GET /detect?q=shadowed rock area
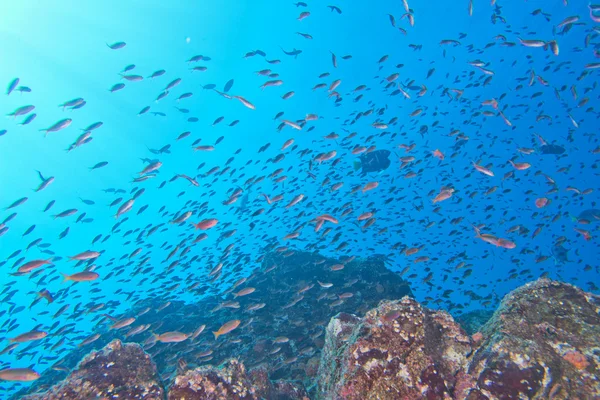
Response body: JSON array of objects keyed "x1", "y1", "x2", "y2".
[
  {"x1": 455, "y1": 309, "x2": 494, "y2": 335},
  {"x1": 318, "y1": 278, "x2": 600, "y2": 399}
]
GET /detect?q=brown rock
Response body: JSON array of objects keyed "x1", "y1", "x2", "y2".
[
  {"x1": 317, "y1": 297, "x2": 473, "y2": 399},
  {"x1": 167, "y1": 359, "x2": 308, "y2": 399},
  {"x1": 22, "y1": 339, "x2": 164, "y2": 400},
  {"x1": 466, "y1": 278, "x2": 600, "y2": 399},
  {"x1": 317, "y1": 279, "x2": 600, "y2": 399}
]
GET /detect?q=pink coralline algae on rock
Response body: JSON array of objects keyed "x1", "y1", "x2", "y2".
[
  {"x1": 317, "y1": 297, "x2": 474, "y2": 399},
  {"x1": 317, "y1": 279, "x2": 600, "y2": 400},
  {"x1": 466, "y1": 278, "x2": 600, "y2": 399},
  {"x1": 167, "y1": 359, "x2": 308, "y2": 399}
]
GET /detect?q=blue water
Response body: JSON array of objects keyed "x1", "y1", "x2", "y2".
[{"x1": 1, "y1": 0, "x2": 599, "y2": 394}]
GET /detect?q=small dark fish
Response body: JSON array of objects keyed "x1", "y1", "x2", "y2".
[
  {"x1": 22, "y1": 225, "x2": 35, "y2": 237},
  {"x1": 82, "y1": 122, "x2": 103, "y2": 132},
  {"x1": 54, "y1": 209, "x2": 77, "y2": 218},
  {"x1": 80, "y1": 198, "x2": 95, "y2": 205},
  {"x1": 110, "y1": 83, "x2": 125, "y2": 92},
  {"x1": 551, "y1": 244, "x2": 571, "y2": 264},
  {"x1": 188, "y1": 117, "x2": 199, "y2": 123},
  {"x1": 16, "y1": 86, "x2": 31, "y2": 93},
  {"x1": 6, "y1": 78, "x2": 19, "y2": 95},
  {"x1": 540, "y1": 144, "x2": 565, "y2": 155},
  {"x1": 2, "y1": 213, "x2": 17, "y2": 225},
  {"x1": 354, "y1": 150, "x2": 391, "y2": 175},
  {"x1": 19, "y1": 113, "x2": 36, "y2": 125},
  {"x1": 43, "y1": 200, "x2": 55, "y2": 212},
  {"x1": 224, "y1": 79, "x2": 234, "y2": 92},
  {"x1": 107, "y1": 41, "x2": 126, "y2": 50},
  {"x1": 138, "y1": 106, "x2": 150, "y2": 116},
  {"x1": 202, "y1": 84, "x2": 217, "y2": 90},
  {"x1": 6, "y1": 197, "x2": 28, "y2": 210},
  {"x1": 90, "y1": 161, "x2": 109, "y2": 170},
  {"x1": 165, "y1": 78, "x2": 181, "y2": 91},
  {"x1": 122, "y1": 64, "x2": 136, "y2": 72},
  {"x1": 59, "y1": 227, "x2": 69, "y2": 239},
  {"x1": 148, "y1": 70, "x2": 166, "y2": 78}
]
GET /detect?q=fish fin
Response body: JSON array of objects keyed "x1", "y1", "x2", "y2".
[
  {"x1": 353, "y1": 161, "x2": 361, "y2": 171},
  {"x1": 213, "y1": 331, "x2": 220, "y2": 340},
  {"x1": 60, "y1": 273, "x2": 70, "y2": 283}
]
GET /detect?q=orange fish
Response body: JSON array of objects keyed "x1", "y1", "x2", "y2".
[
  {"x1": 433, "y1": 149, "x2": 444, "y2": 160},
  {"x1": 535, "y1": 198, "x2": 549, "y2": 208},
  {"x1": 213, "y1": 319, "x2": 241, "y2": 340},
  {"x1": 362, "y1": 182, "x2": 379, "y2": 193},
  {"x1": 61, "y1": 271, "x2": 99, "y2": 282},
  {"x1": 192, "y1": 219, "x2": 218, "y2": 230}
]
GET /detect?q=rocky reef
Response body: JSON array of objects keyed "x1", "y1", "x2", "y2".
[
  {"x1": 466, "y1": 278, "x2": 600, "y2": 399},
  {"x1": 168, "y1": 359, "x2": 308, "y2": 399},
  {"x1": 21, "y1": 340, "x2": 164, "y2": 400},
  {"x1": 14, "y1": 278, "x2": 600, "y2": 399},
  {"x1": 21, "y1": 340, "x2": 307, "y2": 400},
  {"x1": 317, "y1": 298, "x2": 474, "y2": 399},
  {"x1": 12, "y1": 250, "x2": 412, "y2": 399},
  {"x1": 318, "y1": 278, "x2": 600, "y2": 399}
]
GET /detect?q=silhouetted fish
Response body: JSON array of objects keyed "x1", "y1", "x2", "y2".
[
  {"x1": 354, "y1": 150, "x2": 391, "y2": 175},
  {"x1": 539, "y1": 144, "x2": 565, "y2": 155}
]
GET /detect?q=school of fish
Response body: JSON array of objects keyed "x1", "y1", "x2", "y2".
[{"x1": 1, "y1": 0, "x2": 599, "y2": 395}]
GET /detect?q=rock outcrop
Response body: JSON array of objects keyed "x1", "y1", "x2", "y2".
[
  {"x1": 13, "y1": 251, "x2": 412, "y2": 399},
  {"x1": 317, "y1": 298, "x2": 474, "y2": 399},
  {"x1": 168, "y1": 359, "x2": 308, "y2": 399},
  {"x1": 318, "y1": 278, "x2": 600, "y2": 399},
  {"x1": 17, "y1": 279, "x2": 599, "y2": 400},
  {"x1": 21, "y1": 340, "x2": 164, "y2": 400},
  {"x1": 466, "y1": 278, "x2": 600, "y2": 399}
]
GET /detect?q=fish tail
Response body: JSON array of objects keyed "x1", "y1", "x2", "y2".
[
  {"x1": 60, "y1": 273, "x2": 70, "y2": 283},
  {"x1": 353, "y1": 161, "x2": 361, "y2": 171},
  {"x1": 213, "y1": 331, "x2": 220, "y2": 340}
]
